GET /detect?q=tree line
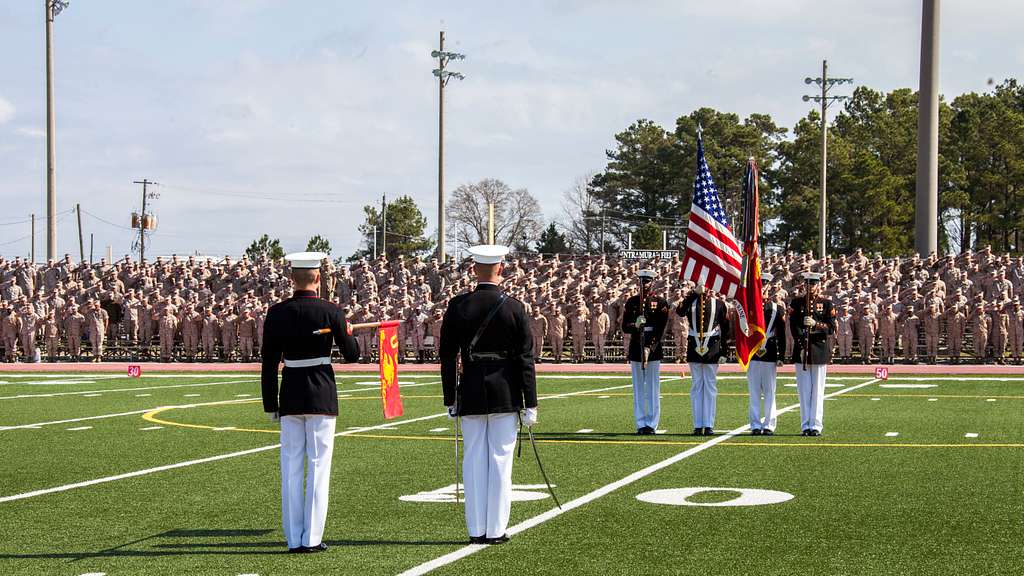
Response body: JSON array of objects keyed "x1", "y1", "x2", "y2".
[{"x1": 245, "y1": 79, "x2": 1024, "y2": 260}]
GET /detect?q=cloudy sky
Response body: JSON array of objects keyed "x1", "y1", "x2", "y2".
[{"x1": 0, "y1": 0, "x2": 1019, "y2": 261}]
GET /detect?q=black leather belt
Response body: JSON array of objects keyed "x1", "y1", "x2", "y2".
[{"x1": 468, "y1": 351, "x2": 508, "y2": 361}]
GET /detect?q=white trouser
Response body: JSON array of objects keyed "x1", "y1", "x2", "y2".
[
  {"x1": 461, "y1": 412, "x2": 518, "y2": 539},
  {"x1": 795, "y1": 364, "x2": 826, "y2": 432},
  {"x1": 630, "y1": 360, "x2": 661, "y2": 430},
  {"x1": 689, "y1": 363, "x2": 719, "y2": 429},
  {"x1": 747, "y1": 360, "x2": 778, "y2": 431},
  {"x1": 280, "y1": 414, "x2": 336, "y2": 549}
]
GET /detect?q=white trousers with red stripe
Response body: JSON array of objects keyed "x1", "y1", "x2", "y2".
[{"x1": 280, "y1": 414, "x2": 336, "y2": 549}]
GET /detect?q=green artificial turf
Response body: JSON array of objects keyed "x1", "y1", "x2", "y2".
[{"x1": 0, "y1": 372, "x2": 1020, "y2": 576}]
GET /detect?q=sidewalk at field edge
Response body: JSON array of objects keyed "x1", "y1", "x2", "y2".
[{"x1": 0, "y1": 362, "x2": 1021, "y2": 375}]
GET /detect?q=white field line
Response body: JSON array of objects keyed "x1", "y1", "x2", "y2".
[
  {"x1": 0, "y1": 379, "x2": 258, "y2": 400},
  {"x1": 0, "y1": 373, "x2": 653, "y2": 400},
  {"x1": 0, "y1": 382, "x2": 619, "y2": 504},
  {"x1": 0, "y1": 413, "x2": 445, "y2": 505},
  {"x1": 0, "y1": 382, "x2": 442, "y2": 431},
  {"x1": 396, "y1": 377, "x2": 881, "y2": 576}
]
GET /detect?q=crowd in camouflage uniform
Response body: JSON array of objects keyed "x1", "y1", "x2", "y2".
[{"x1": 1, "y1": 246, "x2": 1022, "y2": 364}]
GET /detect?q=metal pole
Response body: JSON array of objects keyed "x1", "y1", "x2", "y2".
[
  {"x1": 662, "y1": 229, "x2": 667, "y2": 251},
  {"x1": 437, "y1": 30, "x2": 446, "y2": 263},
  {"x1": 916, "y1": 0, "x2": 940, "y2": 256},
  {"x1": 45, "y1": 0, "x2": 57, "y2": 260},
  {"x1": 627, "y1": 233, "x2": 632, "y2": 250},
  {"x1": 372, "y1": 225, "x2": 378, "y2": 260},
  {"x1": 89, "y1": 233, "x2": 93, "y2": 264},
  {"x1": 600, "y1": 210, "x2": 606, "y2": 254},
  {"x1": 381, "y1": 194, "x2": 387, "y2": 257},
  {"x1": 819, "y1": 59, "x2": 828, "y2": 260},
  {"x1": 488, "y1": 202, "x2": 494, "y2": 244},
  {"x1": 31, "y1": 214, "x2": 36, "y2": 263},
  {"x1": 76, "y1": 203, "x2": 84, "y2": 263}
]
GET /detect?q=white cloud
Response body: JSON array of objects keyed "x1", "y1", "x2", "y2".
[
  {"x1": 0, "y1": 97, "x2": 13, "y2": 124},
  {"x1": 15, "y1": 126, "x2": 44, "y2": 138}
]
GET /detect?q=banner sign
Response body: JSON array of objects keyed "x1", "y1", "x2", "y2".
[{"x1": 621, "y1": 250, "x2": 677, "y2": 260}]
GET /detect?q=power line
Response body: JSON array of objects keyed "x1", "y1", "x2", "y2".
[
  {"x1": 0, "y1": 234, "x2": 31, "y2": 247},
  {"x1": 0, "y1": 208, "x2": 75, "y2": 227},
  {"x1": 158, "y1": 183, "x2": 364, "y2": 205},
  {"x1": 81, "y1": 209, "x2": 134, "y2": 231}
]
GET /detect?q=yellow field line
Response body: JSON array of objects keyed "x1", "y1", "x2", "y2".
[
  {"x1": 340, "y1": 432, "x2": 1024, "y2": 449},
  {"x1": 574, "y1": 392, "x2": 1024, "y2": 399},
  {"x1": 142, "y1": 406, "x2": 278, "y2": 434}
]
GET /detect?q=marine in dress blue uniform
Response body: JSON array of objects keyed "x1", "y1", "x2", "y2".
[
  {"x1": 620, "y1": 270, "x2": 670, "y2": 435},
  {"x1": 677, "y1": 284, "x2": 731, "y2": 436},
  {"x1": 439, "y1": 245, "x2": 538, "y2": 544},
  {"x1": 789, "y1": 272, "x2": 836, "y2": 436},
  {"x1": 261, "y1": 252, "x2": 360, "y2": 553},
  {"x1": 747, "y1": 273, "x2": 785, "y2": 435}
]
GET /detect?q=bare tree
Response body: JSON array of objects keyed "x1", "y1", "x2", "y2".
[
  {"x1": 447, "y1": 179, "x2": 544, "y2": 250},
  {"x1": 561, "y1": 173, "x2": 602, "y2": 253}
]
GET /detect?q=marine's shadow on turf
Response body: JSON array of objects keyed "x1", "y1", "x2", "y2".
[{"x1": 0, "y1": 528, "x2": 463, "y2": 561}]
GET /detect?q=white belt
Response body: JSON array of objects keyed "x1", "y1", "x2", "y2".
[{"x1": 283, "y1": 357, "x2": 331, "y2": 368}]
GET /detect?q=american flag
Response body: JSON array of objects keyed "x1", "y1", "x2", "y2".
[{"x1": 681, "y1": 132, "x2": 742, "y2": 298}]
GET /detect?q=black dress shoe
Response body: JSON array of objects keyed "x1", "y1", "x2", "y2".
[
  {"x1": 469, "y1": 536, "x2": 487, "y2": 544},
  {"x1": 751, "y1": 429, "x2": 762, "y2": 436},
  {"x1": 801, "y1": 429, "x2": 810, "y2": 436},
  {"x1": 702, "y1": 427, "x2": 714, "y2": 436},
  {"x1": 486, "y1": 535, "x2": 510, "y2": 545},
  {"x1": 693, "y1": 427, "x2": 704, "y2": 436},
  {"x1": 644, "y1": 426, "x2": 656, "y2": 435},
  {"x1": 809, "y1": 430, "x2": 821, "y2": 437},
  {"x1": 762, "y1": 430, "x2": 774, "y2": 436},
  {"x1": 637, "y1": 428, "x2": 645, "y2": 436},
  {"x1": 304, "y1": 542, "x2": 329, "y2": 553},
  {"x1": 288, "y1": 547, "x2": 305, "y2": 554}
]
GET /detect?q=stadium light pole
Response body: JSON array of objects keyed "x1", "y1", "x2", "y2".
[
  {"x1": 45, "y1": 0, "x2": 70, "y2": 261},
  {"x1": 432, "y1": 31, "x2": 465, "y2": 263},
  {"x1": 803, "y1": 60, "x2": 853, "y2": 260},
  {"x1": 916, "y1": 0, "x2": 940, "y2": 256}
]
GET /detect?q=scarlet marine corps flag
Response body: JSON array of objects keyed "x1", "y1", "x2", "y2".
[
  {"x1": 377, "y1": 320, "x2": 404, "y2": 419},
  {"x1": 733, "y1": 158, "x2": 766, "y2": 370}
]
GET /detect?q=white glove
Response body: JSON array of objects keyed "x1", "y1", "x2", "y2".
[
  {"x1": 634, "y1": 316, "x2": 646, "y2": 328},
  {"x1": 267, "y1": 411, "x2": 279, "y2": 423},
  {"x1": 521, "y1": 407, "x2": 538, "y2": 427},
  {"x1": 446, "y1": 405, "x2": 457, "y2": 420},
  {"x1": 803, "y1": 316, "x2": 815, "y2": 327}
]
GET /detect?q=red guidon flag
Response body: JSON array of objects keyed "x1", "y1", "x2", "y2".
[
  {"x1": 378, "y1": 320, "x2": 404, "y2": 419},
  {"x1": 733, "y1": 158, "x2": 766, "y2": 370}
]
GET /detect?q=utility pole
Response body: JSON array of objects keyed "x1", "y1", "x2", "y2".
[
  {"x1": 89, "y1": 233, "x2": 93, "y2": 264},
  {"x1": 133, "y1": 179, "x2": 159, "y2": 264},
  {"x1": 432, "y1": 31, "x2": 466, "y2": 263},
  {"x1": 372, "y1": 225, "x2": 378, "y2": 260},
  {"x1": 76, "y1": 203, "x2": 84, "y2": 263},
  {"x1": 45, "y1": 1, "x2": 69, "y2": 261},
  {"x1": 916, "y1": 0, "x2": 940, "y2": 256},
  {"x1": 31, "y1": 214, "x2": 36, "y2": 263},
  {"x1": 380, "y1": 194, "x2": 387, "y2": 257},
  {"x1": 803, "y1": 61, "x2": 853, "y2": 259}
]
